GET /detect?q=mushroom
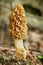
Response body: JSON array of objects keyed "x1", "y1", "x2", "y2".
[{"x1": 8, "y1": 4, "x2": 27, "y2": 60}]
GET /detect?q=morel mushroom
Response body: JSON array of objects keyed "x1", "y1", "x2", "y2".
[{"x1": 8, "y1": 4, "x2": 27, "y2": 60}]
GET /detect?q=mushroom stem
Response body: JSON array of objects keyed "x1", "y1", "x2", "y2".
[
  {"x1": 14, "y1": 39, "x2": 24, "y2": 50},
  {"x1": 14, "y1": 39, "x2": 26, "y2": 60}
]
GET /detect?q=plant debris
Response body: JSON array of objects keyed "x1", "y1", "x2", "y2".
[{"x1": 0, "y1": 25, "x2": 43, "y2": 65}]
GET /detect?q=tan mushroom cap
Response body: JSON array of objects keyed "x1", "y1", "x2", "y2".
[{"x1": 8, "y1": 4, "x2": 27, "y2": 39}]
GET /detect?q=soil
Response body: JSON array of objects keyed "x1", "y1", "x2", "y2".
[{"x1": 0, "y1": 26, "x2": 43, "y2": 65}]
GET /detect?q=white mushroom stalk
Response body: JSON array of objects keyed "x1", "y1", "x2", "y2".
[
  {"x1": 8, "y1": 4, "x2": 27, "y2": 60},
  {"x1": 14, "y1": 39, "x2": 26, "y2": 60}
]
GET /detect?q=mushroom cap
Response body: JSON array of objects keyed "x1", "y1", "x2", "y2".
[{"x1": 8, "y1": 4, "x2": 27, "y2": 39}]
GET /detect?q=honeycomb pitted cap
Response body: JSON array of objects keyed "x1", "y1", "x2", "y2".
[{"x1": 8, "y1": 4, "x2": 27, "y2": 39}]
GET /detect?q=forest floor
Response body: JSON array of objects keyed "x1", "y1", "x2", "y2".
[{"x1": 0, "y1": 27, "x2": 43, "y2": 65}]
